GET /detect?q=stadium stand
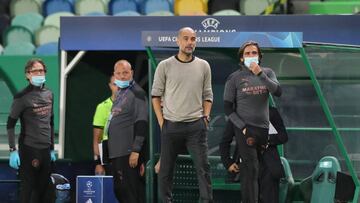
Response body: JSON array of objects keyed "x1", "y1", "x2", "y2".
[
  {"x1": 35, "y1": 25, "x2": 60, "y2": 46},
  {"x1": 44, "y1": 12, "x2": 75, "y2": 28},
  {"x1": 143, "y1": 0, "x2": 171, "y2": 15},
  {"x1": 0, "y1": 0, "x2": 10, "y2": 16},
  {"x1": 9, "y1": 0, "x2": 41, "y2": 17},
  {"x1": 42, "y1": 0, "x2": 75, "y2": 17},
  {"x1": 240, "y1": 0, "x2": 269, "y2": 15},
  {"x1": 0, "y1": 14, "x2": 10, "y2": 44},
  {"x1": 207, "y1": 0, "x2": 240, "y2": 15},
  {"x1": 174, "y1": 0, "x2": 208, "y2": 15},
  {"x1": 3, "y1": 41, "x2": 35, "y2": 55},
  {"x1": 114, "y1": 10, "x2": 141, "y2": 16},
  {"x1": 11, "y1": 12, "x2": 43, "y2": 34},
  {"x1": 212, "y1": 9, "x2": 241, "y2": 16},
  {"x1": 35, "y1": 41, "x2": 58, "y2": 55},
  {"x1": 109, "y1": 0, "x2": 138, "y2": 15},
  {"x1": 309, "y1": 1, "x2": 360, "y2": 14},
  {"x1": 147, "y1": 10, "x2": 174, "y2": 16},
  {"x1": 75, "y1": 0, "x2": 107, "y2": 15},
  {"x1": 3, "y1": 25, "x2": 33, "y2": 46}
]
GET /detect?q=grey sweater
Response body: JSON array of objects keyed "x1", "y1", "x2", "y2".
[{"x1": 151, "y1": 56, "x2": 213, "y2": 122}]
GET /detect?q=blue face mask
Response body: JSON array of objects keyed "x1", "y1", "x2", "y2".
[
  {"x1": 31, "y1": 75, "x2": 46, "y2": 86},
  {"x1": 114, "y1": 79, "x2": 131, "y2": 88},
  {"x1": 244, "y1": 56, "x2": 259, "y2": 68}
]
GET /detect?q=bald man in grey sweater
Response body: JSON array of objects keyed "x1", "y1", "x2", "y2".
[{"x1": 152, "y1": 27, "x2": 214, "y2": 203}]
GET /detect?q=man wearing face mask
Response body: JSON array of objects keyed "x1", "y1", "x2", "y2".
[
  {"x1": 223, "y1": 41, "x2": 281, "y2": 203},
  {"x1": 7, "y1": 58, "x2": 56, "y2": 203},
  {"x1": 106, "y1": 59, "x2": 148, "y2": 203}
]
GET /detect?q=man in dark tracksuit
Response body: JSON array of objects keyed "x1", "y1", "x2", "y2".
[
  {"x1": 107, "y1": 60, "x2": 148, "y2": 203},
  {"x1": 7, "y1": 58, "x2": 56, "y2": 203},
  {"x1": 220, "y1": 106, "x2": 288, "y2": 203},
  {"x1": 223, "y1": 41, "x2": 282, "y2": 203}
]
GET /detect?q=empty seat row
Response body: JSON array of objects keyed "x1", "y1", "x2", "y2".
[
  {"x1": 9, "y1": 0, "x2": 253, "y2": 17},
  {"x1": 0, "y1": 41, "x2": 57, "y2": 55},
  {"x1": 3, "y1": 24, "x2": 59, "y2": 46}
]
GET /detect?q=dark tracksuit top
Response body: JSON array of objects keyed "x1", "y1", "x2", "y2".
[
  {"x1": 7, "y1": 84, "x2": 54, "y2": 150},
  {"x1": 107, "y1": 81, "x2": 148, "y2": 159},
  {"x1": 223, "y1": 65, "x2": 282, "y2": 131}
]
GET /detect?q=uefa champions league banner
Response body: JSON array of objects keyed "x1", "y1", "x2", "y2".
[
  {"x1": 142, "y1": 31, "x2": 302, "y2": 48},
  {"x1": 60, "y1": 16, "x2": 360, "y2": 50}
]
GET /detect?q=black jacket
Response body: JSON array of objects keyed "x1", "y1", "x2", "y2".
[{"x1": 219, "y1": 106, "x2": 288, "y2": 176}]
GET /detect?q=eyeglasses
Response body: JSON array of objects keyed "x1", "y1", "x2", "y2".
[
  {"x1": 28, "y1": 69, "x2": 46, "y2": 74},
  {"x1": 244, "y1": 51, "x2": 258, "y2": 56}
]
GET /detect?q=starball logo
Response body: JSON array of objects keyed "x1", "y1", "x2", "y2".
[
  {"x1": 195, "y1": 17, "x2": 236, "y2": 33},
  {"x1": 201, "y1": 18, "x2": 220, "y2": 29},
  {"x1": 86, "y1": 181, "x2": 93, "y2": 191}
]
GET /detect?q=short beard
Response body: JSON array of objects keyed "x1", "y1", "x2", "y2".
[{"x1": 181, "y1": 49, "x2": 193, "y2": 56}]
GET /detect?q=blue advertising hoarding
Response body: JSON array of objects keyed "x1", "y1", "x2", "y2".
[{"x1": 60, "y1": 15, "x2": 360, "y2": 50}]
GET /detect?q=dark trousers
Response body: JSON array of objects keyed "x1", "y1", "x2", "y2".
[
  {"x1": 259, "y1": 163, "x2": 280, "y2": 203},
  {"x1": 111, "y1": 155, "x2": 145, "y2": 203},
  {"x1": 19, "y1": 144, "x2": 52, "y2": 203},
  {"x1": 159, "y1": 119, "x2": 213, "y2": 203},
  {"x1": 234, "y1": 126, "x2": 263, "y2": 203}
]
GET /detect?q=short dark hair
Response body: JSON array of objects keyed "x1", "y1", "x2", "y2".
[
  {"x1": 238, "y1": 41, "x2": 263, "y2": 65},
  {"x1": 24, "y1": 58, "x2": 47, "y2": 73}
]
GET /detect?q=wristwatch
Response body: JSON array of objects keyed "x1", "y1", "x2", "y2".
[{"x1": 202, "y1": 115, "x2": 211, "y2": 123}]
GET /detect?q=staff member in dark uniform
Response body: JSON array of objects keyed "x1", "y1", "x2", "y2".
[
  {"x1": 223, "y1": 41, "x2": 282, "y2": 203},
  {"x1": 7, "y1": 58, "x2": 56, "y2": 203},
  {"x1": 107, "y1": 59, "x2": 148, "y2": 203},
  {"x1": 220, "y1": 106, "x2": 288, "y2": 203}
]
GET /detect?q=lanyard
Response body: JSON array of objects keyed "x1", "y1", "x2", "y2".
[{"x1": 104, "y1": 83, "x2": 133, "y2": 136}]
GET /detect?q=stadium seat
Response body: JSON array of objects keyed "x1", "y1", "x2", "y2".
[
  {"x1": 44, "y1": 12, "x2": 74, "y2": 28},
  {"x1": 35, "y1": 42, "x2": 58, "y2": 55},
  {"x1": 3, "y1": 25, "x2": 33, "y2": 46},
  {"x1": 10, "y1": 0, "x2": 41, "y2": 17},
  {"x1": 147, "y1": 10, "x2": 174, "y2": 16},
  {"x1": 42, "y1": 0, "x2": 74, "y2": 17},
  {"x1": 208, "y1": 0, "x2": 239, "y2": 14},
  {"x1": 143, "y1": 0, "x2": 171, "y2": 15},
  {"x1": 240, "y1": 0, "x2": 269, "y2": 15},
  {"x1": 109, "y1": 0, "x2": 138, "y2": 15},
  {"x1": 35, "y1": 25, "x2": 60, "y2": 46},
  {"x1": 84, "y1": 11, "x2": 107, "y2": 16},
  {"x1": 3, "y1": 41, "x2": 35, "y2": 55},
  {"x1": 11, "y1": 12, "x2": 43, "y2": 34},
  {"x1": 0, "y1": 14, "x2": 10, "y2": 43},
  {"x1": 75, "y1": 0, "x2": 107, "y2": 15},
  {"x1": 212, "y1": 9, "x2": 241, "y2": 15},
  {"x1": 174, "y1": 0, "x2": 208, "y2": 16},
  {"x1": 0, "y1": 0, "x2": 11, "y2": 15},
  {"x1": 279, "y1": 157, "x2": 294, "y2": 203},
  {"x1": 310, "y1": 156, "x2": 341, "y2": 203},
  {"x1": 114, "y1": 10, "x2": 141, "y2": 16}
]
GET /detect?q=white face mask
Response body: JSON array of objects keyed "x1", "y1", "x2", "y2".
[{"x1": 244, "y1": 56, "x2": 259, "y2": 68}]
